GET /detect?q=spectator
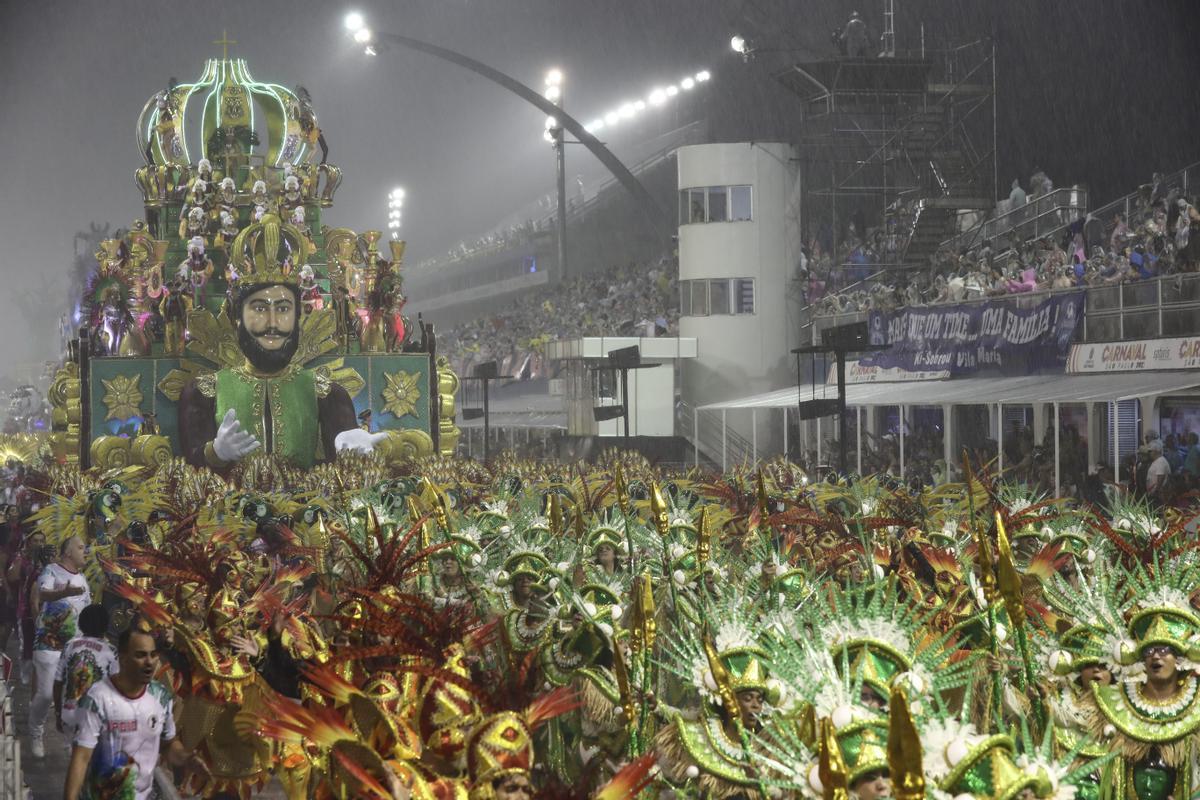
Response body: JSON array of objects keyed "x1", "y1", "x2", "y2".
[
  {"x1": 1145, "y1": 441, "x2": 1171, "y2": 501},
  {"x1": 29, "y1": 534, "x2": 90, "y2": 758},
  {"x1": 8, "y1": 529, "x2": 45, "y2": 684},
  {"x1": 1009, "y1": 179, "x2": 1027, "y2": 209},
  {"x1": 1083, "y1": 213, "x2": 1105, "y2": 253},
  {"x1": 1109, "y1": 212, "x2": 1130, "y2": 251},
  {"x1": 810, "y1": 171, "x2": 1197, "y2": 319},
  {"x1": 841, "y1": 11, "x2": 870, "y2": 57},
  {"x1": 1184, "y1": 431, "x2": 1200, "y2": 479},
  {"x1": 0, "y1": 504, "x2": 21, "y2": 651},
  {"x1": 1029, "y1": 170, "x2": 1054, "y2": 200},
  {"x1": 1163, "y1": 433, "x2": 1184, "y2": 473}
]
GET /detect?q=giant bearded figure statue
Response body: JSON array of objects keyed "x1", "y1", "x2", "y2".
[{"x1": 177, "y1": 215, "x2": 383, "y2": 469}]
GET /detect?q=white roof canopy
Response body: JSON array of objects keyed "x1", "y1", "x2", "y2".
[{"x1": 696, "y1": 372, "x2": 1200, "y2": 411}]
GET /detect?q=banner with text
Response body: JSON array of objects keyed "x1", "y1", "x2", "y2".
[
  {"x1": 826, "y1": 360, "x2": 950, "y2": 384},
  {"x1": 1067, "y1": 337, "x2": 1200, "y2": 373},
  {"x1": 862, "y1": 292, "x2": 1084, "y2": 376}
]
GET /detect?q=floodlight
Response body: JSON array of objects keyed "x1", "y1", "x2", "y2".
[
  {"x1": 545, "y1": 68, "x2": 563, "y2": 86},
  {"x1": 634, "y1": 100, "x2": 646, "y2": 111},
  {"x1": 363, "y1": 45, "x2": 376, "y2": 56},
  {"x1": 545, "y1": 115, "x2": 558, "y2": 129},
  {"x1": 681, "y1": 77, "x2": 695, "y2": 90},
  {"x1": 665, "y1": 85, "x2": 679, "y2": 97},
  {"x1": 604, "y1": 111, "x2": 619, "y2": 126},
  {"x1": 391, "y1": 187, "x2": 405, "y2": 198},
  {"x1": 353, "y1": 27, "x2": 372, "y2": 43},
  {"x1": 344, "y1": 12, "x2": 365, "y2": 31},
  {"x1": 543, "y1": 129, "x2": 554, "y2": 143},
  {"x1": 544, "y1": 85, "x2": 561, "y2": 102},
  {"x1": 730, "y1": 35, "x2": 746, "y2": 54},
  {"x1": 648, "y1": 88, "x2": 667, "y2": 105},
  {"x1": 696, "y1": 70, "x2": 711, "y2": 82},
  {"x1": 618, "y1": 103, "x2": 635, "y2": 119}
]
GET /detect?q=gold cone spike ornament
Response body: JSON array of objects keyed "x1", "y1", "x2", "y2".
[
  {"x1": 888, "y1": 685, "x2": 925, "y2": 800},
  {"x1": 818, "y1": 717, "x2": 851, "y2": 800}
]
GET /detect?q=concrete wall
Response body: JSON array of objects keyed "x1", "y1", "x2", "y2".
[
  {"x1": 549, "y1": 337, "x2": 696, "y2": 437},
  {"x1": 677, "y1": 142, "x2": 803, "y2": 456}
]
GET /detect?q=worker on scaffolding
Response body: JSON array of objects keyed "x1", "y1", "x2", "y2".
[{"x1": 840, "y1": 11, "x2": 871, "y2": 58}]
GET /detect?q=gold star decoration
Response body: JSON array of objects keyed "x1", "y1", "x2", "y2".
[
  {"x1": 381, "y1": 370, "x2": 422, "y2": 420},
  {"x1": 101, "y1": 374, "x2": 144, "y2": 421}
]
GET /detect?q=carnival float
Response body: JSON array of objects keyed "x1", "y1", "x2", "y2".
[{"x1": 47, "y1": 50, "x2": 460, "y2": 472}]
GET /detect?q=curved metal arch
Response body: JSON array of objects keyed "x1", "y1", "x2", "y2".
[{"x1": 376, "y1": 31, "x2": 670, "y2": 236}]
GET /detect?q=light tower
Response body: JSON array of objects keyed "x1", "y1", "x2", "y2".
[
  {"x1": 387, "y1": 187, "x2": 404, "y2": 240},
  {"x1": 543, "y1": 68, "x2": 568, "y2": 280}
]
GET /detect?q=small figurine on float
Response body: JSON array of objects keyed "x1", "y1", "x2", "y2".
[
  {"x1": 215, "y1": 211, "x2": 240, "y2": 250},
  {"x1": 177, "y1": 237, "x2": 214, "y2": 307},
  {"x1": 331, "y1": 284, "x2": 358, "y2": 350},
  {"x1": 290, "y1": 206, "x2": 316, "y2": 251},
  {"x1": 159, "y1": 276, "x2": 192, "y2": 356},
  {"x1": 190, "y1": 174, "x2": 212, "y2": 208},
  {"x1": 217, "y1": 177, "x2": 238, "y2": 216},
  {"x1": 281, "y1": 174, "x2": 304, "y2": 214},
  {"x1": 151, "y1": 90, "x2": 184, "y2": 164},
  {"x1": 293, "y1": 86, "x2": 328, "y2": 165},
  {"x1": 194, "y1": 158, "x2": 217, "y2": 193},
  {"x1": 251, "y1": 179, "x2": 269, "y2": 208},
  {"x1": 298, "y1": 265, "x2": 323, "y2": 315}
]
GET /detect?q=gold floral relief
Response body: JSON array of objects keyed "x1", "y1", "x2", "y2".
[
  {"x1": 382, "y1": 370, "x2": 422, "y2": 420},
  {"x1": 101, "y1": 374, "x2": 144, "y2": 421}
]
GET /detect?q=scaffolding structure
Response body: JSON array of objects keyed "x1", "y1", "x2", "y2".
[{"x1": 776, "y1": 37, "x2": 997, "y2": 269}]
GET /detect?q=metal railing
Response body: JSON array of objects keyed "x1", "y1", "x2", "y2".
[
  {"x1": 1087, "y1": 161, "x2": 1200, "y2": 229},
  {"x1": 803, "y1": 161, "x2": 1200, "y2": 343},
  {"x1": 1080, "y1": 273, "x2": 1200, "y2": 342},
  {"x1": 940, "y1": 187, "x2": 1088, "y2": 253},
  {"x1": 0, "y1": 670, "x2": 22, "y2": 800},
  {"x1": 678, "y1": 400, "x2": 757, "y2": 470},
  {"x1": 806, "y1": 273, "x2": 1200, "y2": 346}
]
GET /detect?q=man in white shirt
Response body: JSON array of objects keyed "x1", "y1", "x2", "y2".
[
  {"x1": 53, "y1": 604, "x2": 117, "y2": 740},
  {"x1": 1146, "y1": 441, "x2": 1172, "y2": 501},
  {"x1": 63, "y1": 627, "x2": 207, "y2": 800},
  {"x1": 30, "y1": 534, "x2": 90, "y2": 757}
]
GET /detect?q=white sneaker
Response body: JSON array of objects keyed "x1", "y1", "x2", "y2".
[{"x1": 30, "y1": 738, "x2": 43, "y2": 758}]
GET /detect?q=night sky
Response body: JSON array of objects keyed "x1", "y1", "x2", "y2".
[{"x1": 0, "y1": 0, "x2": 1197, "y2": 376}]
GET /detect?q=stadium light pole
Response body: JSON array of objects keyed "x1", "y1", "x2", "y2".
[
  {"x1": 341, "y1": 12, "x2": 669, "y2": 243},
  {"x1": 387, "y1": 186, "x2": 404, "y2": 239},
  {"x1": 543, "y1": 69, "x2": 568, "y2": 280}
]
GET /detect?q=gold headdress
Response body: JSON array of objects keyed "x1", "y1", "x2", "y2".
[{"x1": 228, "y1": 213, "x2": 312, "y2": 286}]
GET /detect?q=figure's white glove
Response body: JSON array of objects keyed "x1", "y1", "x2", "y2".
[
  {"x1": 334, "y1": 428, "x2": 390, "y2": 454},
  {"x1": 212, "y1": 408, "x2": 261, "y2": 463}
]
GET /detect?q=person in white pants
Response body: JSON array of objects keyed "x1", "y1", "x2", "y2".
[{"x1": 28, "y1": 534, "x2": 90, "y2": 758}]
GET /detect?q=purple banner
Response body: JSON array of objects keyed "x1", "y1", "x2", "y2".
[{"x1": 862, "y1": 292, "x2": 1084, "y2": 376}]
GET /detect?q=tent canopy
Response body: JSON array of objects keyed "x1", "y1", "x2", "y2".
[{"x1": 697, "y1": 372, "x2": 1200, "y2": 411}]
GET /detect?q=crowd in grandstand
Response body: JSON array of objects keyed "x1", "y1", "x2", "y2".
[
  {"x1": 439, "y1": 257, "x2": 680, "y2": 380},
  {"x1": 805, "y1": 169, "x2": 1200, "y2": 316},
  {"x1": 412, "y1": 217, "x2": 553, "y2": 272}
]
